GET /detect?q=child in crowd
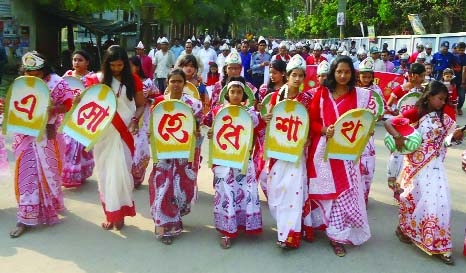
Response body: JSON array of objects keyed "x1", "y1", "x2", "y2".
[{"x1": 205, "y1": 76, "x2": 262, "y2": 249}]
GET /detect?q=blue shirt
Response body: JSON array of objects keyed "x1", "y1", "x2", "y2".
[
  {"x1": 240, "y1": 51, "x2": 252, "y2": 81},
  {"x1": 431, "y1": 51, "x2": 458, "y2": 74},
  {"x1": 170, "y1": 45, "x2": 184, "y2": 60},
  {"x1": 250, "y1": 51, "x2": 271, "y2": 75}
]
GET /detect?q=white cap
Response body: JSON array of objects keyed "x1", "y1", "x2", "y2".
[
  {"x1": 279, "y1": 41, "x2": 289, "y2": 50},
  {"x1": 286, "y1": 55, "x2": 306, "y2": 72},
  {"x1": 317, "y1": 60, "x2": 330, "y2": 75},
  {"x1": 204, "y1": 35, "x2": 211, "y2": 43},
  {"x1": 156, "y1": 37, "x2": 162, "y2": 44},
  {"x1": 357, "y1": 48, "x2": 367, "y2": 55},
  {"x1": 358, "y1": 57, "x2": 374, "y2": 72},
  {"x1": 191, "y1": 35, "x2": 196, "y2": 41},
  {"x1": 220, "y1": 43, "x2": 230, "y2": 51},
  {"x1": 337, "y1": 46, "x2": 345, "y2": 53},
  {"x1": 225, "y1": 51, "x2": 242, "y2": 65},
  {"x1": 186, "y1": 39, "x2": 192, "y2": 43},
  {"x1": 160, "y1": 37, "x2": 169, "y2": 44},
  {"x1": 258, "y1": 36, "x2": 267, "y2": 45},
  {"x1": 330, "y1": 44, "x2": 337, "y2": 51},
  {"x1": 135, "y1": 41, "x2": 144, "y2": 49},
  {"x1": 313, "y1": 43, "x2": 323, "y2": 51}
]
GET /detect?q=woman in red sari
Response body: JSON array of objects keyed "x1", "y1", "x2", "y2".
[{"x1": 308, "y1": 56, "x2": 371, "y2": 256}]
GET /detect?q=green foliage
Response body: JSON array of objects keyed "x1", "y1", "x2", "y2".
[{"x1": 36, "y1": 0, "x2": 466, "y2": 39}]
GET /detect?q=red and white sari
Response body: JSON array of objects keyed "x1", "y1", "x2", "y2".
[
  {"x1": 398, "y1": 111, "x2": 455, "y2": 255},
  {"x1": 13, "y1": 74, "x2": 74, "y2": 226},
  {"x1": 266, "y1": 87, "x2": 313, "y2": 248},
  {"x1": 148, "y1": 93, "x2": 203, "y2": 238},
  {"x1": 204, "y1": 105, "x2": 262, "y2": 238},
  {"x1": 92, "y1": 73, "x2": 142, "y2": 223},
  {"x1": 308, "y1": 87, "x2": 371, "y2": 245}
]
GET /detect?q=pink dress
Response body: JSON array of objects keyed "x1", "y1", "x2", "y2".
[
  {"x1": 61, "y1": 70, "x2": 95, "y2": 188},
  {"x1": 12, "y1": 74, "x2": 74, "y2": 225}
]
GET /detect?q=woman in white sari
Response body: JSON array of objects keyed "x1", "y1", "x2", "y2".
[{"x1": 87, "y1": 45, "x2": 145, "y2": 230}]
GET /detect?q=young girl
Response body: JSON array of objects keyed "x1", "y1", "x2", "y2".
[
  {"x1": 255, "y1": 60, "x2": 287, "y2": 197},
  {"x1": 149, "y1": 69, "x2": 203, "y2": 245},
  {"x1": 384, "y1": 80, "x2": 462, "y2": 265},
  {"x1": 263, "y1": 55, "x2": 313, "y2": 249},
  {"x1": 441, "y1": 68, "x2": 458, "y2": 121},
  {"x1": 178, "y1": 54, "x2": 208, "y2": 110},
  {"x1": 204, "y1": 76, "x2": 262, "y2": 249},
  {"x1": 61, "y1": 50, "x2": 95, "y2": 188},
  {"x1": 207, "y1": 62, "x2": 220, "y2": 85},
  {"x1": 385, "y1": 63, "x2": 426, "y2": 201},
  {"x1": 424, "y1": 62, "x2": 434, "y2": 84},
  {"x1": 357, "y1": 57, "x2": 384, "y2": 204},
  {"x1": 129, "y1": 56, "x2": 160, "y2": 188}
]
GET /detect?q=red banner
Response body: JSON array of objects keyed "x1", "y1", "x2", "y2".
[
  {"x1": 373, "y1": 71, "x2": 405, "y2": 102},
  {"x1": 303, "y1": 65, "x2": 318, "y2": 91}
]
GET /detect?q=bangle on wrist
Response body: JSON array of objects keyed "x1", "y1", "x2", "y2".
[{"x1": 131, "y1": 116, "x2": 139, "y2": 123}]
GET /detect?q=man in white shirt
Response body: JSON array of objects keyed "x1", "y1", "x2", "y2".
[
  {"x1": 217, "y1": 44, "x2": 230, "y2": 78},
  {"x1": 152, "y1": 37, "x2": 175, "y2": 92},
  {"x1": 198, "y1": 36, "x2": 217, "y2": 80},
  {"x1": 370, "y1": 46, "x2": 385, "y2": 72}
]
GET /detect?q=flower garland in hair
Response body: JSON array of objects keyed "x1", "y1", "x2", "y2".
[{"x1": 278, "y1": 84, "x2": 298, "y2": 101}]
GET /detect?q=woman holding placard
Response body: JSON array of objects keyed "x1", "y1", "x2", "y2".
[
  {"x1": 263, "y1": 55, "x2": 313, "y2": 249},
  {"x1": 308, "y1": 56, "x2": 372, "y2": 256},
  {"x1": 204, "y1": 76, "x2": 262, "y2": 249},
  {"x1": 89, "y1": 45, "x2": 145, "y2": 231},
  {"x1": 8, "y1": 51, "x2": 74, "y2": 237},
  {"x1": 149, "y1": 69, "x2": 203, "y2": 245},
  {"x1": 385, "y1": 81, "x2": 462, "y2": 265},
  {"x1": 61, "y1": 50, "x2": 95, "y2": 188}
]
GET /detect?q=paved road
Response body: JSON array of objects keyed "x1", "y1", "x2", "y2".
[{"x1": 1, "y1": 118, "x2": 466, "y2": 273}]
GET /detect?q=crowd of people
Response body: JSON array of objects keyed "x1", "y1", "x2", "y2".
[{"x1": 0, "y1": 33, "x2": 465, "y2": 266}]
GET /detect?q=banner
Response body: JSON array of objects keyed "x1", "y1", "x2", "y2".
[
  {"x1": 63, "y1": 76, "x2": 85, "y2": 97},
  {"x1": 151, "y1": 100, "x2": 196, "y2": 162},
  {"x1": 264, "y1": 100, "x2": 309, "y2": 163},
  {"x1": 373, "y1": 71, "x2": 405, "y2": 102},
  {"x1": 59, "y1": 84, "x2": 117, "y2": 150},
  {"x1": 325, "y1": 109, "x2": 375, "y2": 162},
  {"x1": 407, "y1": 14, "x2": 426, "y2": 35},
  {"x1": 2, "y1": 76, "x2": 50, "y2": 139},
  {"x1": 209, "y1": 105, "x2": 253, "y2": 174},
  {"x1": 303, "y1": 65, "x2": 318, "y2": 91},
  {"x1": 367, "y1": 25, "x2": 375, "y2": 42},
  {"x1": 219, "y1": 84, "x2": 255, "y2": 107}
]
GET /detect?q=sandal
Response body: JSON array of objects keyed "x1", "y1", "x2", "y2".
[
  {"x1": 395, "y1": 226, "x2": 412, "y2": 244},
  {"x1": 330, "y1": 241, "x2": 346, "y2": 257},
  {"x1": 101, "y1": 221, "x2": 114, "y2": 230},
  {"x1": 220, "y1": 236, "x2": 231, "y2": 249},
  {"x1": 436, "y1": 254, "x2": 454, "y2": 265},
  {"x1": 9, "y1": 223, "x2": 29, "y2": 238},
  {"x1": 161, "y1": 235, "x2": 173, "y2": 245}
]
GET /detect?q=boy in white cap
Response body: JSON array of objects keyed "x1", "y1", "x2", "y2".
[
  {"x1": 135, "y1": 41, "x2": 154, "y2": 80},
  {"x1": 216, "y1": 44, "x2": 231, "y2": 78},
  {"x1": 152, "y1": 37, "x2": 175, "y2": 91}
]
